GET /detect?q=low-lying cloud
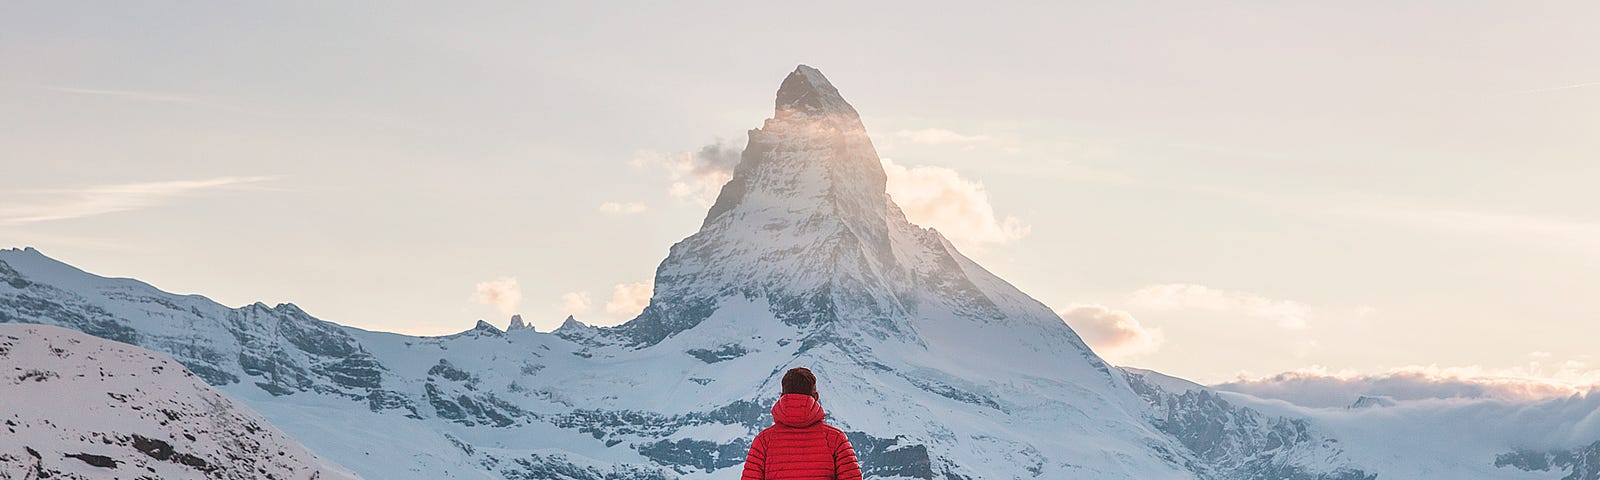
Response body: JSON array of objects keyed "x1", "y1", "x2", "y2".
[
  {"x1": 1215, "y1": 364, "x2": 1600, "y2": 409},
  {"x1": 604, "y1": 282, "x2": 653, "y2": 319},
  {"x1": 1057, "y1": 304, "x2": 1164, "y2": 364}
]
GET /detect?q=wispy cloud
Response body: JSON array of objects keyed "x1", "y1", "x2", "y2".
[
  {"x1": 0, "y1": 176, "x2": 278, "y2": 226},
  {"x1": 1053, "y1": 164, "x2": 1600, "y2": 258},
  {"x1": 598, "y1": 202, "x2": 647, "y2": 214},
  {"x1": 891, "y1": 128, "x2": 992, "y2": 145},
  {"x1": 39, "y1": 86, "x2": 215, "y2": 106},
  {"x1": 1331, "y1": 203, "x2": 1600, "y2": 255},
  {"x1": 1510, "y1": 80, "x2": 1600, "y2": 95},
  {"x1": 33, "y1": 84, "x2": 428, "y2": 128},
  {"x1": 1125, "y1": 283, "x2": 1315, "y2": 329},
  {"x1": 34, "y1": 85, "x2": 264, "y2": 116}
]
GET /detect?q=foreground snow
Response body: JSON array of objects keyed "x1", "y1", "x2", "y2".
[{"x1": 0, "y1": 323, "x2": 358, "y2": 480}]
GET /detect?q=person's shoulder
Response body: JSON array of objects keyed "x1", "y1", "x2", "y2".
[
  {"x1": 753, "y1": 424, "x2": 781, "y2": 439},
  {"x1": 817, "y1": 422, "x2": 849, "y2": 442}
]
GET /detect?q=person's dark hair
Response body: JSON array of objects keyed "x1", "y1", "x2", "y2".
[{"x1": 781, "y1": 367, "x2": 817, "y2": 397}]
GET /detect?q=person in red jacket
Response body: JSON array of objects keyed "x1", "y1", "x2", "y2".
[{"x1": 741, "y1": 367, "x2": 862, "y2": 480}]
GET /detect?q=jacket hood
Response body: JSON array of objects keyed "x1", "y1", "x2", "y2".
[{"x1": 771, "y1": 393, "x2": 825, "y2": 428}]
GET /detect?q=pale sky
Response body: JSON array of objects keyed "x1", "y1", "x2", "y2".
[{"x1": 3, "y1": 2, "x2": 1597, "y2": 386}]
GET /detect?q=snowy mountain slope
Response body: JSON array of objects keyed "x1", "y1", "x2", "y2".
[
  {"x1": 0, "y1": 323, "x2": 357, "y2": 480},
  {"x1": 1213, "y1": 384, "x2": 1600, "y2": 480},
  {"x1": 3, "y1": 244, "x2": 1368, "y2": 479},
  {"x1": 2, "y1": 65, "x2": 1585, "y2": 479}
]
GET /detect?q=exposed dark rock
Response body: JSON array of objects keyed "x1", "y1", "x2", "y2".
[
  {"x1": 846, "y1": 432, "x2": 936, "y2": 479},
  {"x1": 131, "y1": 434, "x2": 212, "y2": 471},
  {"x1": 428, "y1": 359, "x2": 474, "y2": 383},
  {"x1": 636, "y1": 438, "x2": 747, "y2": 472},
  {"x1": 685, "y1": 344, "x2": 748, "y2": 363},
  {"x1": 65, "y1": 452, "x2": 119, "y2": 468},
  {"x1": 1497, "y1": 441, "x2": 1600, "y2": 480}
]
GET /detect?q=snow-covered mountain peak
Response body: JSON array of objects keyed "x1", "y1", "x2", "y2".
[
  {"x1": 597, "y1": 65, "x2": 1124, "y2": 393},
  {"x1": 616, "y1": 65, "x2": 1104, "y2": 362},
  {"x1": 774, "y1": 64, "x2": 859, "y2": 119}
]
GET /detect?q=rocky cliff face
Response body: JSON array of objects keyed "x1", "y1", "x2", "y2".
[
  {"x1": 1497, "y1": 442, "x2": 1600, "y2": 480},
  {"x1": 0, "y1": 66, "x2": 1391, "y2": 479}
]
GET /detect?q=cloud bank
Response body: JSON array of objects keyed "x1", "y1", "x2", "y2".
[{"x1": 1215, "y1": 364, "x2": 1600, "y2": 409}]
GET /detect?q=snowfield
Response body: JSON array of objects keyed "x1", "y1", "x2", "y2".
[{"x1": 0, "y1": 323, "x2": 358, "y2": 479}]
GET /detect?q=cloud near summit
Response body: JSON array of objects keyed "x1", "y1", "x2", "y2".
[
  {"x1": 635, "y1": 140, "x2": 1029, "y2": 248},
  {"x1": 631, "y1": 141, "x2": 742, "y2": 206}
]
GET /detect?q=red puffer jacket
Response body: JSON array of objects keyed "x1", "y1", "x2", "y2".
[{"x1": 740, "y1": 394, "x2": 862, "y2": 480}]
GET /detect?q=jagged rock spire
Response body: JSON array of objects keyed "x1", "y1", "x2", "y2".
[
  {"x1": 775, "y1": 65, "x2": 860, "y2": 118},
  {"x1": 507, "y1": 314, "x2": 531, "y2": 331}
]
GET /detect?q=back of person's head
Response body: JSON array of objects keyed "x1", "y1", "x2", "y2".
[{"x1": 782, "y1": 367, "x2": 817, "y2": 398}]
